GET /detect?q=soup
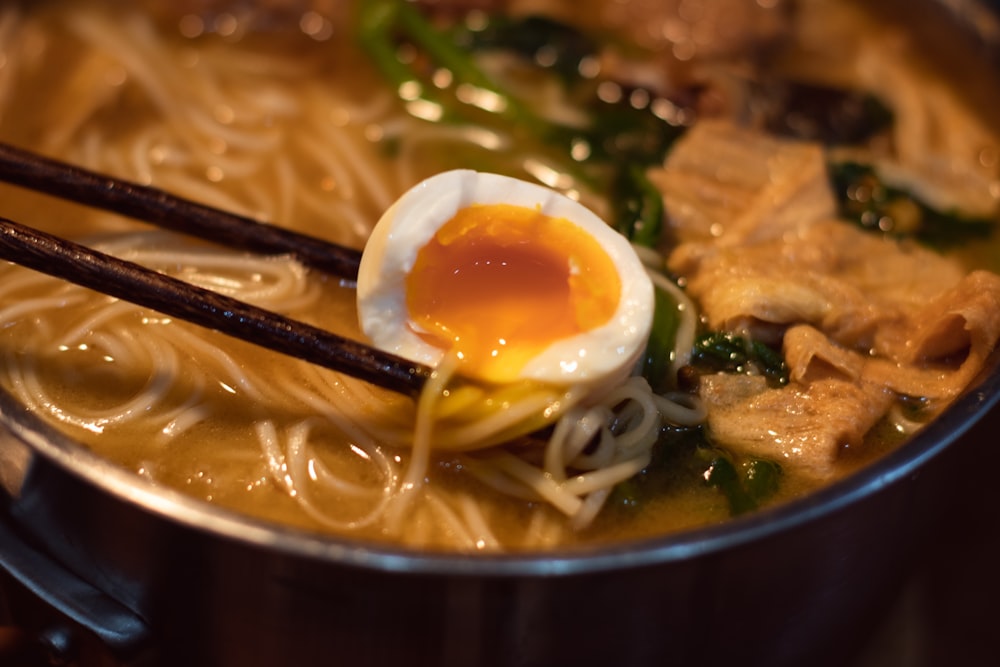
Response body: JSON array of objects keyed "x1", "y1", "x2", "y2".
[{"x1": 0, "y1": 0, "x2": 997, "y2": 551}]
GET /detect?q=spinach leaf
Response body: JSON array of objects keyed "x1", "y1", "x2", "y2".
[
  {"x1": 699, "y1": 447, "x2": 782, "y2": 516},
  {"x1": 691, "y1": 332, "x2": 789, "y2": 387},
  {"x1": 357, "y1": 1, "x2": 686, "y2": 245},
  {"x1": 830, "y1": 161, "x2": 995, "y2": 250}
]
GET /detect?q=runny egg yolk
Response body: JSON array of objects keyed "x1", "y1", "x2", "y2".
[{"x1": 405, "y1": 203, "x2": 622, "y2": 383}]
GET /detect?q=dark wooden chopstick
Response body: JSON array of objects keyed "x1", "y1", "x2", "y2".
[
  {"x1": 0, "y1": 141, "x2": 363, "y2": 279},
  {"x1": 0, "y1": 216, "x2": 430, "y2": 397}
]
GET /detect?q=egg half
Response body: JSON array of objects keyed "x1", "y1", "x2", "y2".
[{"x1": 356, "y1": 170, "x2": 654, "y2": 388}]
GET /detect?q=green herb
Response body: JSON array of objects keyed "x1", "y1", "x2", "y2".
[
  {"x1": 690, "y1": 332, "x2": 789, "y2": 386},
  {"x1": 610, "y1": 431, "x2": 783, "y2": 518},
  {"x1": 357, "y1": 1, "x2": 685, "y2": 244},
  {"x1": 357, "y1": 1, "x2": 449, "y2": 118},
  {"x1": 742, "y1": 459, "x2": 782, "y2": 500},
  {"x1": 640, "y1": 283, "x2": 682, "y2": 393},
  {"x1": 698, "y1": 447, "x2": 782, "y2": 516},
  {"x1": 454, "y1": 14, "x2": 598, "y2": 83},
  {"x1": 830, "y1": 161, "x2": 994, "y2": 250},
  {"x1": 607, "y1": 425, "x2": 705, "y2": 510},
  {"x1": 702, "y1": 452, "x2": 755, "y2": 515}
]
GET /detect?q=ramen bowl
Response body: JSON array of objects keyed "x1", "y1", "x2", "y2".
[{"x1": 0, "y1": 1, "x2": 999, "y2": 665}]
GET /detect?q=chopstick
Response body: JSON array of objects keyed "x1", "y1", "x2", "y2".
[
  {"x1": 0, "y1": 216, "x2": 431, "y2": 397},
  {"x1": 0, "y1": 141, "x2": 363, "y2": 279},
  {"x1": 0, "y1": 141, "x2": 435, "y2": 395}
]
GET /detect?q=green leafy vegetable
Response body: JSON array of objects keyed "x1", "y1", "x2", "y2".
[
  {"x1": 607, "y1": 425, "x2": 705, "y2": 510},
  {"x1": 640, "y1": 283, "x2": 682, "y2": 393},
  {"x1": 698, "y1": 447, "x2": 782, "y2": 516},
  {"x1": 610, "y1": 158, "x2": 664, "y2": 246},
  {"x1": 358, "y1": 0, "x2": 530, "y2": 127},
  {"x1": 690, "y1": 332, "x2": 789, "y2": 386},
  {"x1": 454, "y1": 14, "x2": 598, "y2": 83},
  {"x1": 742, "y1": 458, "x2": 782, "y2": 501},
  {"x1": 701, "y1": 453, "x2": 755, "y2": 515},
  {"x1": 356, "y1": 0, "x2": 685, "y2": 244},
  {"x1": 609, "y1": 430, "x2": 783, "y2": 518},
  {"x1": 830, "y1": 161, "x2": 995, "y2": 250}
]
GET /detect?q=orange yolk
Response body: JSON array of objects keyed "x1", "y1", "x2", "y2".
[{"x1": 405, "y1": 203, "x2": 621, "y2": 383}]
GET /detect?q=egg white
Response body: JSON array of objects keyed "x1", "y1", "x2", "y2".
[{"x1": 356, "y1": 170, "x2": 654, "y2": 387}]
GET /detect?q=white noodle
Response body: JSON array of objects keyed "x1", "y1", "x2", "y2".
[
  {"x1": 156, "y1": 396, "x2": 212, "y2": 443},
  {"x1": 0, "y1": 4, "x2": 711, "y2": 549}
]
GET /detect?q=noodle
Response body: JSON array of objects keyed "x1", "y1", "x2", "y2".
[{"x1": 0, "y1": 1, "x2": 709, "y2": 548}]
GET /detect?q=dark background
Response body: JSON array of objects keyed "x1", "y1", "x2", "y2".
[{"x1": 852, "y1": 400, "x2": 1000, "y2": 667}]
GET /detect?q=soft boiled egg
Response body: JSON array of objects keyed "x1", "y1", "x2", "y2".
[{"x1": 356, "y1": 170, "x2": 654, "y2": 390}]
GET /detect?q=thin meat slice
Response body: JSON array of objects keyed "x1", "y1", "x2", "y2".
[
  {"x1": 652, "y1": 120, "x2": 1000, "y2": 479},
  {"x1": 699, "y1": 373, "x2": 894, "y2": 480}
]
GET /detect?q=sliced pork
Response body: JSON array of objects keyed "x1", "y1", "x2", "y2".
[{"x1": 654, "y1": 120, "x2": 1000, "y2": 478}]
